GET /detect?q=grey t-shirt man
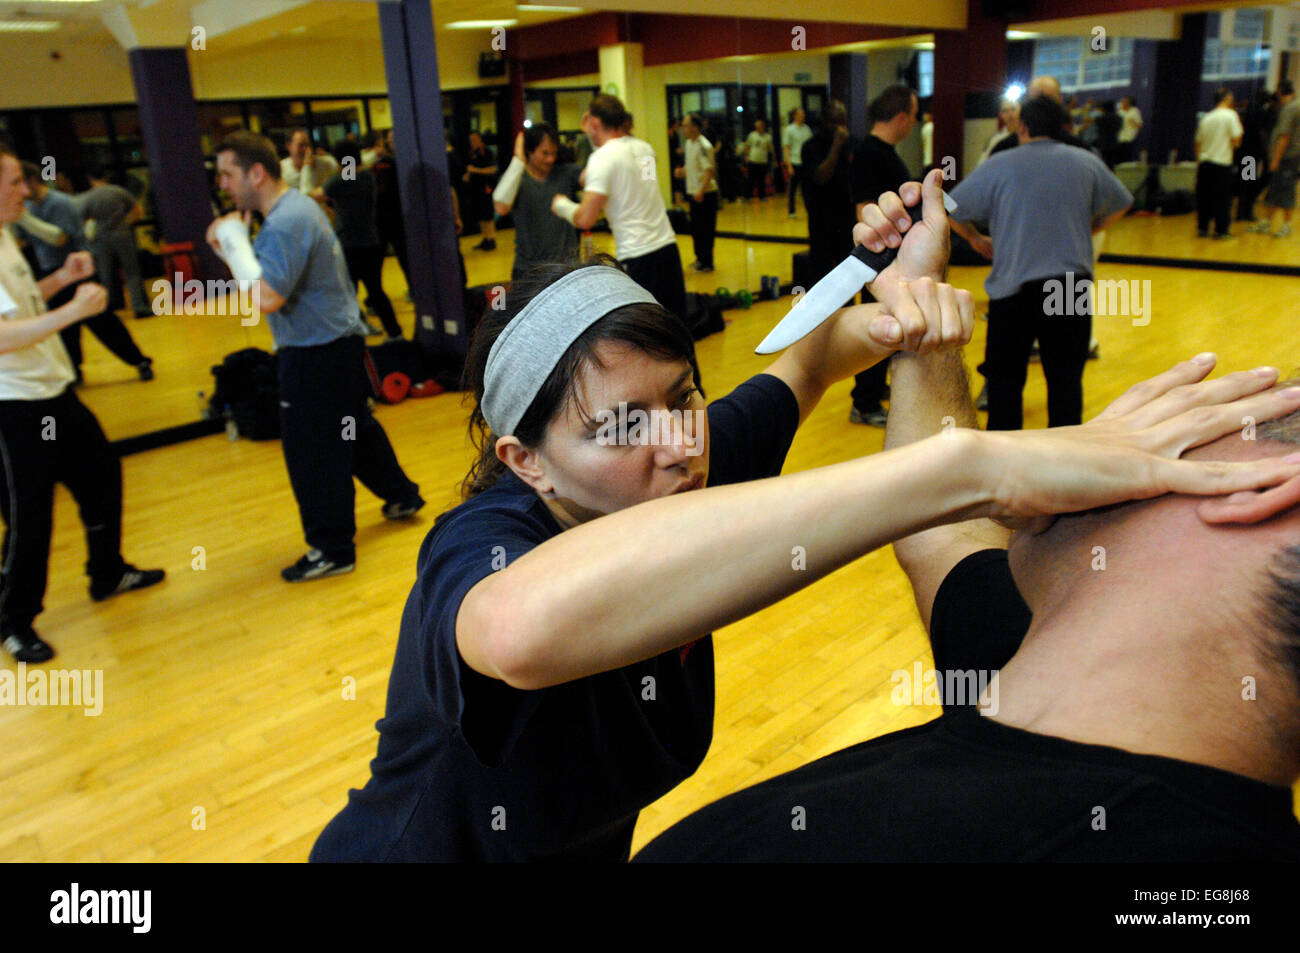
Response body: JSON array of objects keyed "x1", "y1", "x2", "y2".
[
  {"x1": 19, "y1": 189, "x2": 86, "y2": 273},
  {"x1": 949, "y1": 139, "x2": 1132, "y2": 300},
  {"x1": 1271, "y1": 99, "x2": 1300, "y2": 161},
  {"x1": 510, "y1": 163, "x2": 582, "y2": 279},
  {"x1": 79, "y1": 184, "x2": 137, "y2": 235},
  {"x1": 254, "y1": 188, "x2": 370, "y2": 348}
]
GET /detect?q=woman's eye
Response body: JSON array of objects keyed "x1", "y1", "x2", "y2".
[{"x1": 677, "y1": 388, "x2": 698, "y2": 407}]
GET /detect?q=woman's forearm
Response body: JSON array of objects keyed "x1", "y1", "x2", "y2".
[{"x1": 467, "y1": 432, "x2": 988, "y2": 689}]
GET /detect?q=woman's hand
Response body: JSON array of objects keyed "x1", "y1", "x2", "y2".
[{"x1": 969, "y1": 355, "x2": 1300, "y2": 533}]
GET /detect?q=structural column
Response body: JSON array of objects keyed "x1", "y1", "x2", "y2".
[
  {"x1": 1149, "y1": 13, "x2": 1207, "y2": 165},
  {"x1": 932, "y1": 0, "x2": 1008, "y2": 181},
  {"x1": 378, "y1": 0, "x2": 465, "y2": 358},
  {"x1": 829, "y1": 53, "x2": 868, "y2": 144}
]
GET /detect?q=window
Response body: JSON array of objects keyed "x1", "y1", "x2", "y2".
[
  {"x1": 1231, "y1": 9, "x2": 1267, "y2": 43},
  {"x1": 916, "y1": 50, "x2": 934, "y2": 99},
  {"x1": 1033, "y1": 36, "x2": 1135, "y2": 91},
  {"x1": 1202, "y1": 38, "x2": 1270, "y2": 80}
]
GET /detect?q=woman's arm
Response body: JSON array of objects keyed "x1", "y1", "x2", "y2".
[
  {"x1": 459, "y1": 371, "x2": 1300, "y2": 691},
  {"x1": 0, "y1": 282, "x2": 105, "y2": 355}
]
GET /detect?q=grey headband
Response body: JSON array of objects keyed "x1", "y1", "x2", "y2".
[{"x1": 482, "y1": 266, "x2": 660, "y2": 436}]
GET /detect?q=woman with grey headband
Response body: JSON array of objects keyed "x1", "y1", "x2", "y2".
[{"x1": 309, "y1": 172, "x2": 1300, "y2": 862}]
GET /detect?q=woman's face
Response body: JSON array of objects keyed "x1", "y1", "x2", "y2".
[{"x1": 525, "y1": 342, "x2": 709, "y2": 527}]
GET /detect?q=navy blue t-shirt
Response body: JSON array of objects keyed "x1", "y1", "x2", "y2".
[
  {"x1": 311, "y1": 373, "x2": 801, "y2": 861},
  {"x1": 634, "y1": 550, "x2": 1300, "y2": 861}
]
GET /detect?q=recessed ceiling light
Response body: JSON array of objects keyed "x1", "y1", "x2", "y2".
[
  {"x1": 0, "y1": 21, "x2": 60, "y2": 32},
  {"x1": 446, "y1": 19, "x2": 519, "y2": 30},
  {"x1": 518, "y1": 4, "x2": 585, "y2": 11}
]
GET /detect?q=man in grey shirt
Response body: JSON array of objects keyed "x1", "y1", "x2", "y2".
[
  {"x1": 79, "y1": 168, "x2": 151, "y2": 318},
  {"x1": 209, "y1": 132, "x2": 423, "y2": 582},
  {"x1": 949, "y1": 96, "x2": 1131, "y2": 431},
  {"x1": 1254, "y1": 80, "x2": 1299, "y2": 238}
]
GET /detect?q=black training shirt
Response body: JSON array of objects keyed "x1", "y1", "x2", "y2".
[{"x1": 310, "y1": 373, "x2": 801, "y2": 861}]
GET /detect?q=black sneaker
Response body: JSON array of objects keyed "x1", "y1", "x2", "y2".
[
  {"x1": 848, "y1": 406, "x2": 888, "y2": 427},
  {"x1": 90, "y1": 564, "x2": 166, "y2": 602},
  {"x1": 137, "y1": 359, "x2": 154, "y2": 381},
  {"x1": 2, "y1": 626, "x2": 54, "y2": 663},
  {"x1": 281, "y1": 549, "x2": 355, "y2": 582},
  {"x1": 382, "y1": 495, "x2": 426, "y2": 520}
]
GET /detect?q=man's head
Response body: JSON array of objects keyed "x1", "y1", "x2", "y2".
[
  {"x1": 523, "y1": 122, "x2": 559, "y2": 176},
  {"x1": 1027, "y1": 75, "x2": 1063, "y2": 104},
  {"x1": 998, "y1": 98, "x2": 1021, "y2": 133},
  {"x1": 1008, "y1": 399, "x2": 1300, "y2": 762},
  {"x1": 793, "y1": 107, "x2": 806, "y2": 126},
  {"x1": 20, "y1": 160, "x2": 48, "y2": 199},
  {"x1": 215, "y1": 131, "x2": 282, "y2": 213},
  {"x1": 683, "y1": 113, "x2": 703, "y2": 141},
  {"x1": 754, "y1": 118, "x2": 767, "y2": 135},
  {"x1": 86, "y1": 164, "x2": 108, "y2": 186},
  {"x1": 0, "y1": 147, "x2": 30, "y2": 225},
  {"x1": 584, "y1": 94, "x2": 630, "y2": 149},
  {"x1": 1018, "y1": 95, "x2": 1070, "y2": 141},
  {"x1": 1120, "y1": 96, "x2": 1135, "y2": 110},
  {"x1": 1216, "y1": 85, "x2": 1234, "y2": 109},
  {"x1": 868, "y1": 84, "x2": 919, "y2": 144},
  {"x1": 287, "y1": 129, "x2": 312, "y2": 167},
  {"x1": 824, "y1": 99, "x2": 848, "y2": 130}
]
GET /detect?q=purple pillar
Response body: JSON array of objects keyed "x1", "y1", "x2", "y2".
[
  {"x1": 127, "y1": 48, "x2": 224, "y2": 282},
  {"x1": 378, "y1": 0, "x2": 465, "y2": 359}
]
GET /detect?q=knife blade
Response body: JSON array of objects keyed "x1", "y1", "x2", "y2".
[{"x1": 754, "y1": 190, "x2": 958, "y2": 354}]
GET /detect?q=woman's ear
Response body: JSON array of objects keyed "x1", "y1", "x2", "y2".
[{"x1": 496, "y1": 436, "x2": 552, "y2": 494}]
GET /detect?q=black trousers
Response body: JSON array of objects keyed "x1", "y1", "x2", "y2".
[
  {"x1": 688, "y1": 192, "x2": 718, "y2": 268},
  {"x1": 850, "y1": 290, "x2": 887, "y2": 412},
  {"x1": 984, "y1": 277, "x2": 1091, "y2": 431},
  {"x1": 42, "y1": 272, "x2": 148, "y2": 371},
  {"x1": 343, "y1": 244, "x2": 401, "y2": 338},
  {"x1": 277, "y1": 335, "x2": 419, "y2": 563},
  {"x1": 0, "y1": 388, "x2": 126, "y2": 629},
  {"x1": 376, "y1": 206, "x2": 410, "y2": 284},
  {"x1": 1195, "y1": 161, "x2": 1233, "y2": 235},
  {"x1": 747, "y1": 162, "x2": 768, "y2": 198},
  {"x1": 787, "y1": 168, "x2": 803, "y2": 214},
  {"x1": 621, "y1": 242, "x2": 687, "y2": 323}
]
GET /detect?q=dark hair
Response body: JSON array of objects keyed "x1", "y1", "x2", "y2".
[
  {"x1": 1278, "y1": 79, "x2": 1294, "y2": 98},
  {"x1": 868, "y1": 84, "x2": 915, "y2": 123},
  {"x1": 1215, "y1": 85, "x2": 1233, "y2": 105},
  {"x1": 459, "y1": 254, "x2": 702, "y2": 499},
  {"x1": 1019, "y1": 95, "x2": 1070, "y2": 138},
  {"x1": 19, "y1": 159, "x2": 41, "y2": 183},
  {"x1": 216, "y1": 131, "x2": 282, "y2": 181},
  {"x1": 1253, "y1": 401, "x2": 1300, "y2": 699},
  {"x1": 360, "y1": 130, "x2": 380, "y2": 149},
  {"x1": 332, "y1": 138, "x2": 361, "y2": 167},
  {"x1": 523, "y1": 122, "x2": 558, "y2": 157},
  {"x1": 587, "y1": 94, "x2": 629, "y2": 133}
]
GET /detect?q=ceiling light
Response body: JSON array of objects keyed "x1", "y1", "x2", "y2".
[
  {"x1": 0, "y1": 21, "x2": 60, "y2": 32},
  {"x1": 446, "y1": 19, "x2": 519, "y2": 30},
  {"x1": 518, "y1": 4, "x2": 585, "y2": 11}
]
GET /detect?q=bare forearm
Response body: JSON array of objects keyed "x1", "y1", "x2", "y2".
[
  {"x1": 473, "y1": 433, "x2": 988, "y2": 689},
  {"x1": 0, "y1": 306, "x2": 81, "y2": 354},
  {"x1": 885, "y1": 350, "x2": 977, "y2": 450},
  {"x1": 948, "y1": 218, "x2": 984, "y2": 245},
  {"x1": 36, "y1": 270, "x2": 70, "y2": 301}
]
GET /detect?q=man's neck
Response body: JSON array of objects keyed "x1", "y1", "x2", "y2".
[
  {"x1": 988, "y1": 591, "x2": 1297, "y2": 788},
  {"x1": 870, "y1": 122, "x2": 900, "y2": 146},
  {"x1": 258, "y1": 183, "x2": 290, "y2": 217}
]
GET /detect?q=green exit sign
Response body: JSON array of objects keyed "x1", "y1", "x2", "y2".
[{"x1": 794, "y1": 72, "x2": 811, "y2": 82}]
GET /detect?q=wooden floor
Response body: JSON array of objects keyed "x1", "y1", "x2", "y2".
[{"x1": 3, "y1": 214, "x2": 1298, "y2": 862}]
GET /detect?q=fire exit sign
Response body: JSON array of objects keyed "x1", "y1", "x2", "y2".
[{"x1": 794, "y1": 72, "x2": 811, "y2": 82}]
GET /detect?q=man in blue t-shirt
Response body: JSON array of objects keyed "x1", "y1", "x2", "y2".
[
  {"x1": 208, "y1": 132, "x2": 423, "y2": 582},
  {"x1": 948, "y1": 95, "x2": 1131, "y2": 431},
  {"x1": 15, "y1": 162, "x2": 153, "y2": 382}
]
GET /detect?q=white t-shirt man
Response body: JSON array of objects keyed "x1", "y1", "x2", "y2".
[
  {"x1": 683, "y1": 135, "x2": 718, "y2": 197},
  {"x1": 582, "y1": 135, "x2": 677, "y2": 261},
  {"x1": 745, "y1": 130, "x2": 774, "y2": 165},
  {"x1": 0, "y1": 227, "x2": 76, "y2": 401},
  {"x1": 1195, "y1": 106, "x2": 1243, "y2": 167},
  {"x1": 782, "y1": 122, "x2": 812, "y2": 168},
  {"x1": 281, "y1": 153, "x2": 340, "y2": 194},
  {"x1": 1118, "y1": 105, "x2": 1143, "y2": 144}
]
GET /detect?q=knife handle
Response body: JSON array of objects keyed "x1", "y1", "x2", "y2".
[{"x1": 850, "y1": 200, "x2": 925, "y2": 278}]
